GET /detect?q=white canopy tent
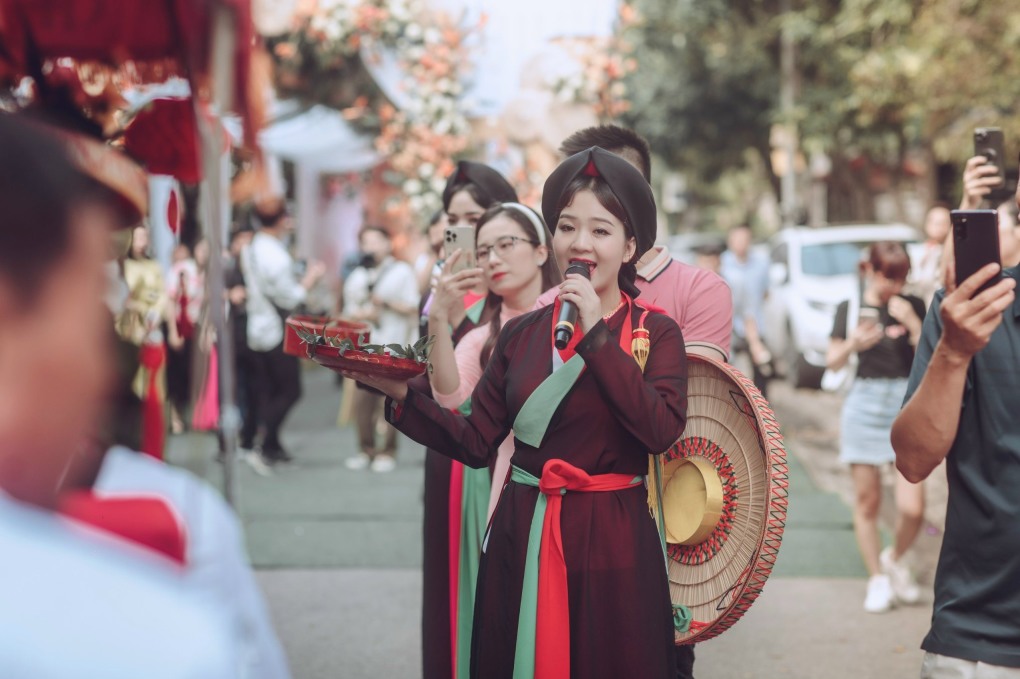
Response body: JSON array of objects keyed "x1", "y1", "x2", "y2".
[{"x1": 257, "y1": 102, "x2": 381, "y2": 285}]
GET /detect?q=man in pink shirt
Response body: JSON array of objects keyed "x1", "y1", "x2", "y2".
[{"x1": 537, "y1": 125, "x2": 732, "y2": 363}]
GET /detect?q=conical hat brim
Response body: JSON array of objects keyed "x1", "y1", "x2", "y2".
[{"x1": 655, "y1": 354, "x2": 789, "y2": 644}]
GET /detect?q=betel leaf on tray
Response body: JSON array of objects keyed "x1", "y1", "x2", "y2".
[{"x1": 300, "y1": 332, "x2": 438, "y2": 365}]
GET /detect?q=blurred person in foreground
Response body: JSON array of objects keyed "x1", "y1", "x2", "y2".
[
  {"x1": 827, "y1": 242, "x2": 926, "y2": 613},
  {"x1": 241, "y1": 199, "x2": 326, "y2": 466},
  {"x1": 891, "y1": 161, "x2": 1020, "y2": 679},
  {"x1": 721, "y1": 224, "x2": 771, "y2": 395},
  {"x1": 60, "y1": 329, "x2": 291, "y2": 679},
  {"x1": 0, "y1": 112, "x2": 238, "y2": 677}
]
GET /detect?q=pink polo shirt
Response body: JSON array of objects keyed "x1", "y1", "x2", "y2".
[{"x1": 535, "y1": 245, "x2": 732, "y2": 360}]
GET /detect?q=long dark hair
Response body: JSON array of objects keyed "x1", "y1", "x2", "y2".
[
  {"x1": 553, "y1": 174, "x2": 640, "y2": 296},
  {"x1": 443, "y1": 181, "x2": 491, "y2": 212},
  {"x1": 476, "y1": 204, "x2": 562, "y2": 368}
]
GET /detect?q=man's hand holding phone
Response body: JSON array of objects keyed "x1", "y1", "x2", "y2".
[
  {"x1": 939, "y1": 263, "x2": 1016, "y2": 362},
  {"x1": 960, "y1": 156, "x2": 1006, "y2": 210}
]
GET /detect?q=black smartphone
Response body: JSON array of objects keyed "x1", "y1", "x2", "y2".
[
  {"x1": 952, "y1": 209, "x2": 1001, "y2": 297},
  {"x1": 974, "y1": 127, "x2": 1007, "y2": 191}
]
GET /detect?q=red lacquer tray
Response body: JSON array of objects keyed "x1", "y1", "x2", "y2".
[
  {"x1": 283, "y1": 315, "x2": 370, "y2": 358},
  {"x1": 306, "y1": 343, "x2": 427, "y2": 380}
]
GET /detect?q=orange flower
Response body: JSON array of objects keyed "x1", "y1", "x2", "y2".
[
  {"x1": 274, "y1": 42, "x2": 298, "y2": 59},
  {"x1": 619, "y1": 2, "x2": 637, "y2": 25}
]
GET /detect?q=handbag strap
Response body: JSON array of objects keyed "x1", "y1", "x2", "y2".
[{"x1": 846, "y1": 283, "x2": 861, "y2": 372}]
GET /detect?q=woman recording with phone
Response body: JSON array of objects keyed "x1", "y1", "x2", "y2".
[
  {"x1": 344, "y1": 147, "x2": 687, "y2": 679},
  {"x1": 418, "y1": 161, "x2": 519, "y2": 679},
  {"x1": 826, "y1": 241, "x2": 926, "y2": 614}
]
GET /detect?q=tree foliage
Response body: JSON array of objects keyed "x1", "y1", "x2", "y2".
[{"x1": 622, "y1": 0, "x2": 1020, "y2": 219}]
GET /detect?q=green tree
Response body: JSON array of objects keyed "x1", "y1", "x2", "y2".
[
  {"x1": 622, "y1": 0, "x2": 786, "y2": 196},
  {"x1": 622, "y1": 0, "x2": 1020, "y2": 222}
]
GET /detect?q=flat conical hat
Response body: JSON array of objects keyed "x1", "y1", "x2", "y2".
[{"x1": 650, "y1": 354, "x2": 789, "y2": 644}]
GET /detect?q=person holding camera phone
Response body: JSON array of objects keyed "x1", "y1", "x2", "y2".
[
  {"x1": 946, "y1": 155, "x2": 1020, "y2": 276},
  {"x1": 416, "y1": 160, "x2": 519, "y2": 679},
  {"x1": 342, "y1": 226, "x2": 419, "y2": 473},
  {"x1": 891, "y1": 170, "x2": 1020, "y2": 676},
  {"x1": 826, "y1": 242, "x2": 926, "y2": 614}
]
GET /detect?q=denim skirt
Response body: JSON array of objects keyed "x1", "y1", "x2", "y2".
[{"x1": 839, "y1": 377, "x2": 909, "y2": 466}]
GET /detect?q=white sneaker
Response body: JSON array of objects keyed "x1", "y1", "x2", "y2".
[
  {"x1": 370, "y1": 455, "x2": 396, "y2": 473},
  {"x1": 864, "y1": 574, "x2": 895, "y2": 613},
  {"x1": 881, "y1": 546, "x2": 921, "y2": 604},
  {"x1": 345, "y1": 453, "x2": 371, "y2": 471},
  {"x1": 243, "y1": 450, "x2": 274, "y2": 477}
]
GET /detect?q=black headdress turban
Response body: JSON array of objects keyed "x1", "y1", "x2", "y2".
[
  {"x1": 442, "y1": 161, "x2": 518, "y2": 210},
  {"x1": 541, "y1": 146, "x2": 657, "y2": 296}
]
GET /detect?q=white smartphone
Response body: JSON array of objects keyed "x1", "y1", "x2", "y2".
[{"x1": 444, "y1": 226, "x2": 476, "y2": 273}]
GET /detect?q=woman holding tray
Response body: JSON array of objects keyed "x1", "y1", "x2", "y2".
[{"x1": 344, "y1": 147, "x2": 687, "y2": 679}]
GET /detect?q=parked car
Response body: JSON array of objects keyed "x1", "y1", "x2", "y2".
[{"x1": 761, "y1": 224, "x2": 920, "y2": 389}]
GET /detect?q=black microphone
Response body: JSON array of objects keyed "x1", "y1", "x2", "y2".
[{"x1": 554, "y1": 261, "x2": 592, "y2": 349}]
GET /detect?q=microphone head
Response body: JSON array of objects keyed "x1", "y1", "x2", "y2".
[{"x1": 565, "y1": 261, "x2": 592, "y2": 279}]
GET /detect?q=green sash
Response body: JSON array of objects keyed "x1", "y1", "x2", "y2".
[
  {"x1": 509, "y1": 465, "x2": 545, "y2": 679},
  {"x1": 453, "y1": 397, "x2": 489, "y2": 678},
  {"x1": 465, "y1": 296, "x2": 486, "y2": 325},
  {"x1": 512, "y1": 354, "x2": 585, "y2": 448}
]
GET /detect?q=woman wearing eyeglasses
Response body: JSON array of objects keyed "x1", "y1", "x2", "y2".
[
  {"x1": 429, "y1": 204, "x2": 562, "y2": 513},
  {"x1": 344, "y1": 148, "x2": 686, "y2": 679}
]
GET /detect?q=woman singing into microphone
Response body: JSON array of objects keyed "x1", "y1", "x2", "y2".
[{"x1": 344, "y1": 147, "x2": 687, "y2": 679}]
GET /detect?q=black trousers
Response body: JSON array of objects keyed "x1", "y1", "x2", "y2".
[
  {"x1": 731, "y1": 334, "x2": 770, "y2": 398},
  {"x1": 235, "y1": 343, "x2": 258, "y2": 450},
  {"x1": 166, "y1": 336, "x2": 193, "y2": 417},
  {"x1": 676, "y1": 644, "x2": 695, "y2": 679},
  {"x1": 245, "y1": 342, "x2": 302, "y2": 454}
]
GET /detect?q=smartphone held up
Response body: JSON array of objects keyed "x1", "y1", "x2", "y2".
[
  {"x1": 858, "y1": 307, "x2": 881, "y2": 331},
  {"x1": 444, "y1": 226, "x2": 476, "y2": 274},
  {"x1": 973, "y1": 127, "x2": 1015, "y2": 203},
  {"x1": 951, "y1": 209, "x2": 1001, "y2": 297}
]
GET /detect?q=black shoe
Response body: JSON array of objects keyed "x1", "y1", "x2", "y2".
[{"x1": 262, "y1": 448, "x2": 294, "y2": 465}]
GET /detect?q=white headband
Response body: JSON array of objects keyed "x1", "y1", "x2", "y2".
[{"x1": 501, "y1": 202, "x2": 548, "y2": 246}]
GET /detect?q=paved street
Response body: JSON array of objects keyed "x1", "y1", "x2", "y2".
[{"x1": 168, "y1": 363, "x2": 947, "y2": 679}]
